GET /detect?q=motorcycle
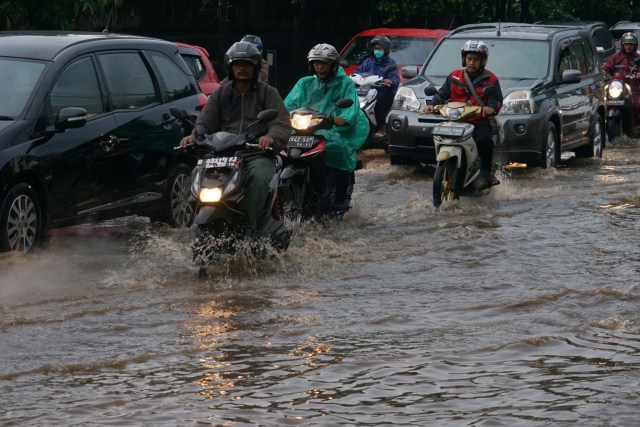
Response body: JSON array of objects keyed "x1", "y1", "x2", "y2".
[
  {"x1": 170, "y1": 107, "x2": 291, "y2": 271},
  {"x1": 278, "y1": 98, "x2": 359, "y2": 221},
  {"x1": 605, "y1": 58, "x2": 640, "y2": 143},
  {"x1": 348, "y1": 64, "x2": 396, "y2": 150},
  {"x1": 424, "y1": 85, "x2": 498, "y2": 208}
]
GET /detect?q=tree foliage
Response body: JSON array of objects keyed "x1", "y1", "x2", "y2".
[{"x1": 1, "y1": 0, "x2": 640, "y2": 32}]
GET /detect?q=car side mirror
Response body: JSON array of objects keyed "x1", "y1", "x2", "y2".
[
  {"x1": 561, "y1": 69, "x2": 582, "y2": 84},
  {"x1": 401, "y1": 66, "x2": 419, "y2": 79},
  {"x1": 55, "y1": 107, "x2": 87, "y2": 131}
]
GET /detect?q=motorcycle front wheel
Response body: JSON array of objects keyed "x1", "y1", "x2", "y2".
[
  {"x1": 607, "y1": 116, "x2": 622, "y2": 144},
  {"x1": 433, "y1": 158, "x2": 459, "y2": 208}
]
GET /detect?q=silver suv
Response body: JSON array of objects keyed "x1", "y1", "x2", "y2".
[{"x1": 388, "y1": 22, "x2": 605, "y2": 168}]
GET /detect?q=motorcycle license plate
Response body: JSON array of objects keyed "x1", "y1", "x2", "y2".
[
  {"x1": 357, "y1": 86, "x2": 369, "y2": 96},
  {"x1": 288, "y1": 135, "x2": 315, "y2": 148},
  {"x1": 607, "y1": 100, "x2": 624, "y2": 106},
  {"x1": 202, "y1": 156, "x2": 238, "y2": 168}
]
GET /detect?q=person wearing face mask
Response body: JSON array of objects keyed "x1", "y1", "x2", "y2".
[{"x1": 354, "y1": 35, "x2": 399, "y2": 138}]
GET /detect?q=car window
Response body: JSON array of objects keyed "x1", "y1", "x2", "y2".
[
  {"x1": 570, "y1": 43, "x2": 591, "y2": 75},
  {"x1": 0, "y1": 58, "x2": 45, "y2": 117},
  {"x1": 593, "y1": 28, "x2": 614, "y2": 52},
  {"x1": 148, "y1": 51, "x2": 198, "y2": 101},
  {"x1": 181, "y1": 54, "x2": 206, "y2": 81},
  {"x1": 389, "y1": 37, "x2": 438, "y2": 65},
  {"x1": 342, "y1": 36, "x2": 439, "y2": 66},
  {"x1": 99, "y1": 52, "x2": 158, "y2": 110},
  {"x1": 424, "y1": 38, "x2": 550, "y2": 80},
  {"x1": 558, "y1": 47, "x2": 573, "y2": 77},
  {"x1": 50, "y1": 56, "x2": 104, "y2": 117}
]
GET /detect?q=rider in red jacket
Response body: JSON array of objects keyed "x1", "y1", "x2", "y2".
[
  {"x1": 424, "y1": 40, "x2": 503, "y2": 185},
  {"x1": 603, "y1": 32, "x2": 640, "y2": 136}
]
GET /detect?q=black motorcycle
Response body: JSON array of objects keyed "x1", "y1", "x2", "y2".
[
  {"x1": 278, "y1": 98, "x2": 360, "y2": 221},
  {"x1": 171, "y1": 108, "x2": 290, "y2": 271}
]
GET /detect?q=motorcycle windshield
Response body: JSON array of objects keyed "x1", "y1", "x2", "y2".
[{"x1": 200, "y1": 131, "x2": 246, "y2": 152}]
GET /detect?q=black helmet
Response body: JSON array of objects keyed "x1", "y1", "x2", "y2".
[
  {"x1": 370, "y1": 35, "x2": 391, "y2": 57},
  {"x1": 307, "y1": 43, "x2": 340, "y2": 76},
  {"x1": 241, "y1": 34, "x2": 263, "y2": 54},
  {"x1": 224, "y1": 41, "x2": 262, "y2": 81},
  {"x1": 621, "y1": 32, "x2": 638, "y2": 47}
]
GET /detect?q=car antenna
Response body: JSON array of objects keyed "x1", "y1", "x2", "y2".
[
  {"x1": 497, "y1": 20, "x2": 501, "y2": 36},
  {"x1": 102, "y1": 7, "x2": 113, "y2": 35}
]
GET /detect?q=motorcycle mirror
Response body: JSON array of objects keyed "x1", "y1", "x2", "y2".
[
  {"x1": 424, "y1": 85, "x2": 438, "y2": 96},
  {"x1": 256, "y1": 109, "x2": 279, "y2": 122},
  {"x1": 169, "y1": 106, "x2": 189, "y2": 120},
  {"x1": 334, "y1": 98, "x2": 354, "y2": 109},
  {"x1": 385, "y1": 64, "x2": 397, "y2": 73}
]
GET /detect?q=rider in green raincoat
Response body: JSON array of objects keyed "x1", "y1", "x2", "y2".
[{"x1": 284, "y1": 43, "x2": 369, "y2": 207}]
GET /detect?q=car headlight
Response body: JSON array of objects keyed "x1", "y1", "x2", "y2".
[
  {"x1": 392, "y1": 86, "x2": 421, "y2": 112},
  {"x1": 607, "y1": 80, "x2": 624, "y2": 99},
  {"x1": 501, "y1": 90, "x2": 535, "y2": 115}
]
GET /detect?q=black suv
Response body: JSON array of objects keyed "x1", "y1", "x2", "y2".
[
  {"x1": 0, "y1": 31, "x2": 208, "y2": 252},
  {"x1": 388, "y1": 22, "x2": 606, "y2": 168}
]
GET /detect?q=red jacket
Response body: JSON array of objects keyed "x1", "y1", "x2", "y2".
[
  {"x1": 430, "y1": 68, "x2": 503, "y2": 125},
  {"x1": 603, "y1": 50, "x2": 640, "y2": 79}
]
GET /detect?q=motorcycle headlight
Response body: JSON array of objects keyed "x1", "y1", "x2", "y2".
[
  {"x1": 607, "y1": 80, "x2": 624, "y2": 99},
  {"x1": 444, "y1": 106, "x2": 464, "y2": 120},
  {"x1": 199, "y1": 187, "x2": 223, "y2": 203},
  {"x1": 291, "y1": 113, "x2": 322, "y2": 130},
  {"x1": 392, "y1": 86, "x2": 421, "y2": 112},
  {"x1": 501, "y1": 90, "x2": 535, "y2": 115}
]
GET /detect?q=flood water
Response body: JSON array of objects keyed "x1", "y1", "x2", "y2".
[{"x1": 1, "y1": 141, "x2": 639, "y2": 426}]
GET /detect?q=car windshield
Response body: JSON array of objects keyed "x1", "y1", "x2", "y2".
[
  {"x1": 0, "y1": 58, "x2": 46, "y2": 118},
  {"x1": 423, "y1": 38, "x2": 550, "y2": 80},
  {"x1": 342, "y1": 36, "x2": 439, "y2": 66}
]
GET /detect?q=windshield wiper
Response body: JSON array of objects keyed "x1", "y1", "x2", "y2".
[{"x1": 0, "y1": 116, "x2": 15, "y2": 120}]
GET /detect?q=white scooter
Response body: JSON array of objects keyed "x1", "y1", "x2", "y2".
[
  {"x1": 424, "y1": 85, "x2": 498, "y2": 208},
  {"x1": 348, "y1": 64, "x2": 396, "y2": 150}
]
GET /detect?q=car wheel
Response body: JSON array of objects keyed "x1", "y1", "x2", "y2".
[
  {"x1": 0, "y1": 183, "x2": 43, "y2": 253},
  {"x1": 154, "y1": 163, "x2": 195, "y2": 228},
  {"x1": 433, "y1": 158, "x2": 458, "y2": 208},
  {"x1": 540, "y1": 122, "x2": 558, "y2": 169},
  {"x1": 576, "y1": 114, "x2": 604, "y2": 158}
]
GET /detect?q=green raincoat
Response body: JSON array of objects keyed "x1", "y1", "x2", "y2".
[{"x1": 284, "y1": 67, "x2": 369, "y2": 172}]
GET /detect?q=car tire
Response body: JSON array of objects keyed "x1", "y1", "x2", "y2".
[
  {"x1": 153, "y1": 163, "x2": 195, "y2": 228},
  {"x1": 540, "y1": 122, "x2": 558, "y2": 169},
  {"x1": 0, "y1": 183, "x2": 44, "y2": 253},
  {"x1": 576, "y1": 114, "x2": 604, "y2": 158},
  {"x1": 433, "y1": 158, "x2": 458, "y2": 208}
]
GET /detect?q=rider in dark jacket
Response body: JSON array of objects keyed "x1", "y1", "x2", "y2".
[
  {"x1": 180, "y1": 41, "x2": 291, "y2": 230},
  {"x1": 355, "y1": 35, "x2": 400, "y2": 138}
]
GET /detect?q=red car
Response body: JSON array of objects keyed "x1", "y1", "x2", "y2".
[
  {"x1": 339, "y1": 28, "x2": 449, "y2": 79},
  {"x1": 174, "y1": 42, "x2": 220, "y2": 96}
]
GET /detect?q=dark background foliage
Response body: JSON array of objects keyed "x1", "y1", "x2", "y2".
[{"x1": 2, "y1": 0, "x2": 639, "y2": 93}]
